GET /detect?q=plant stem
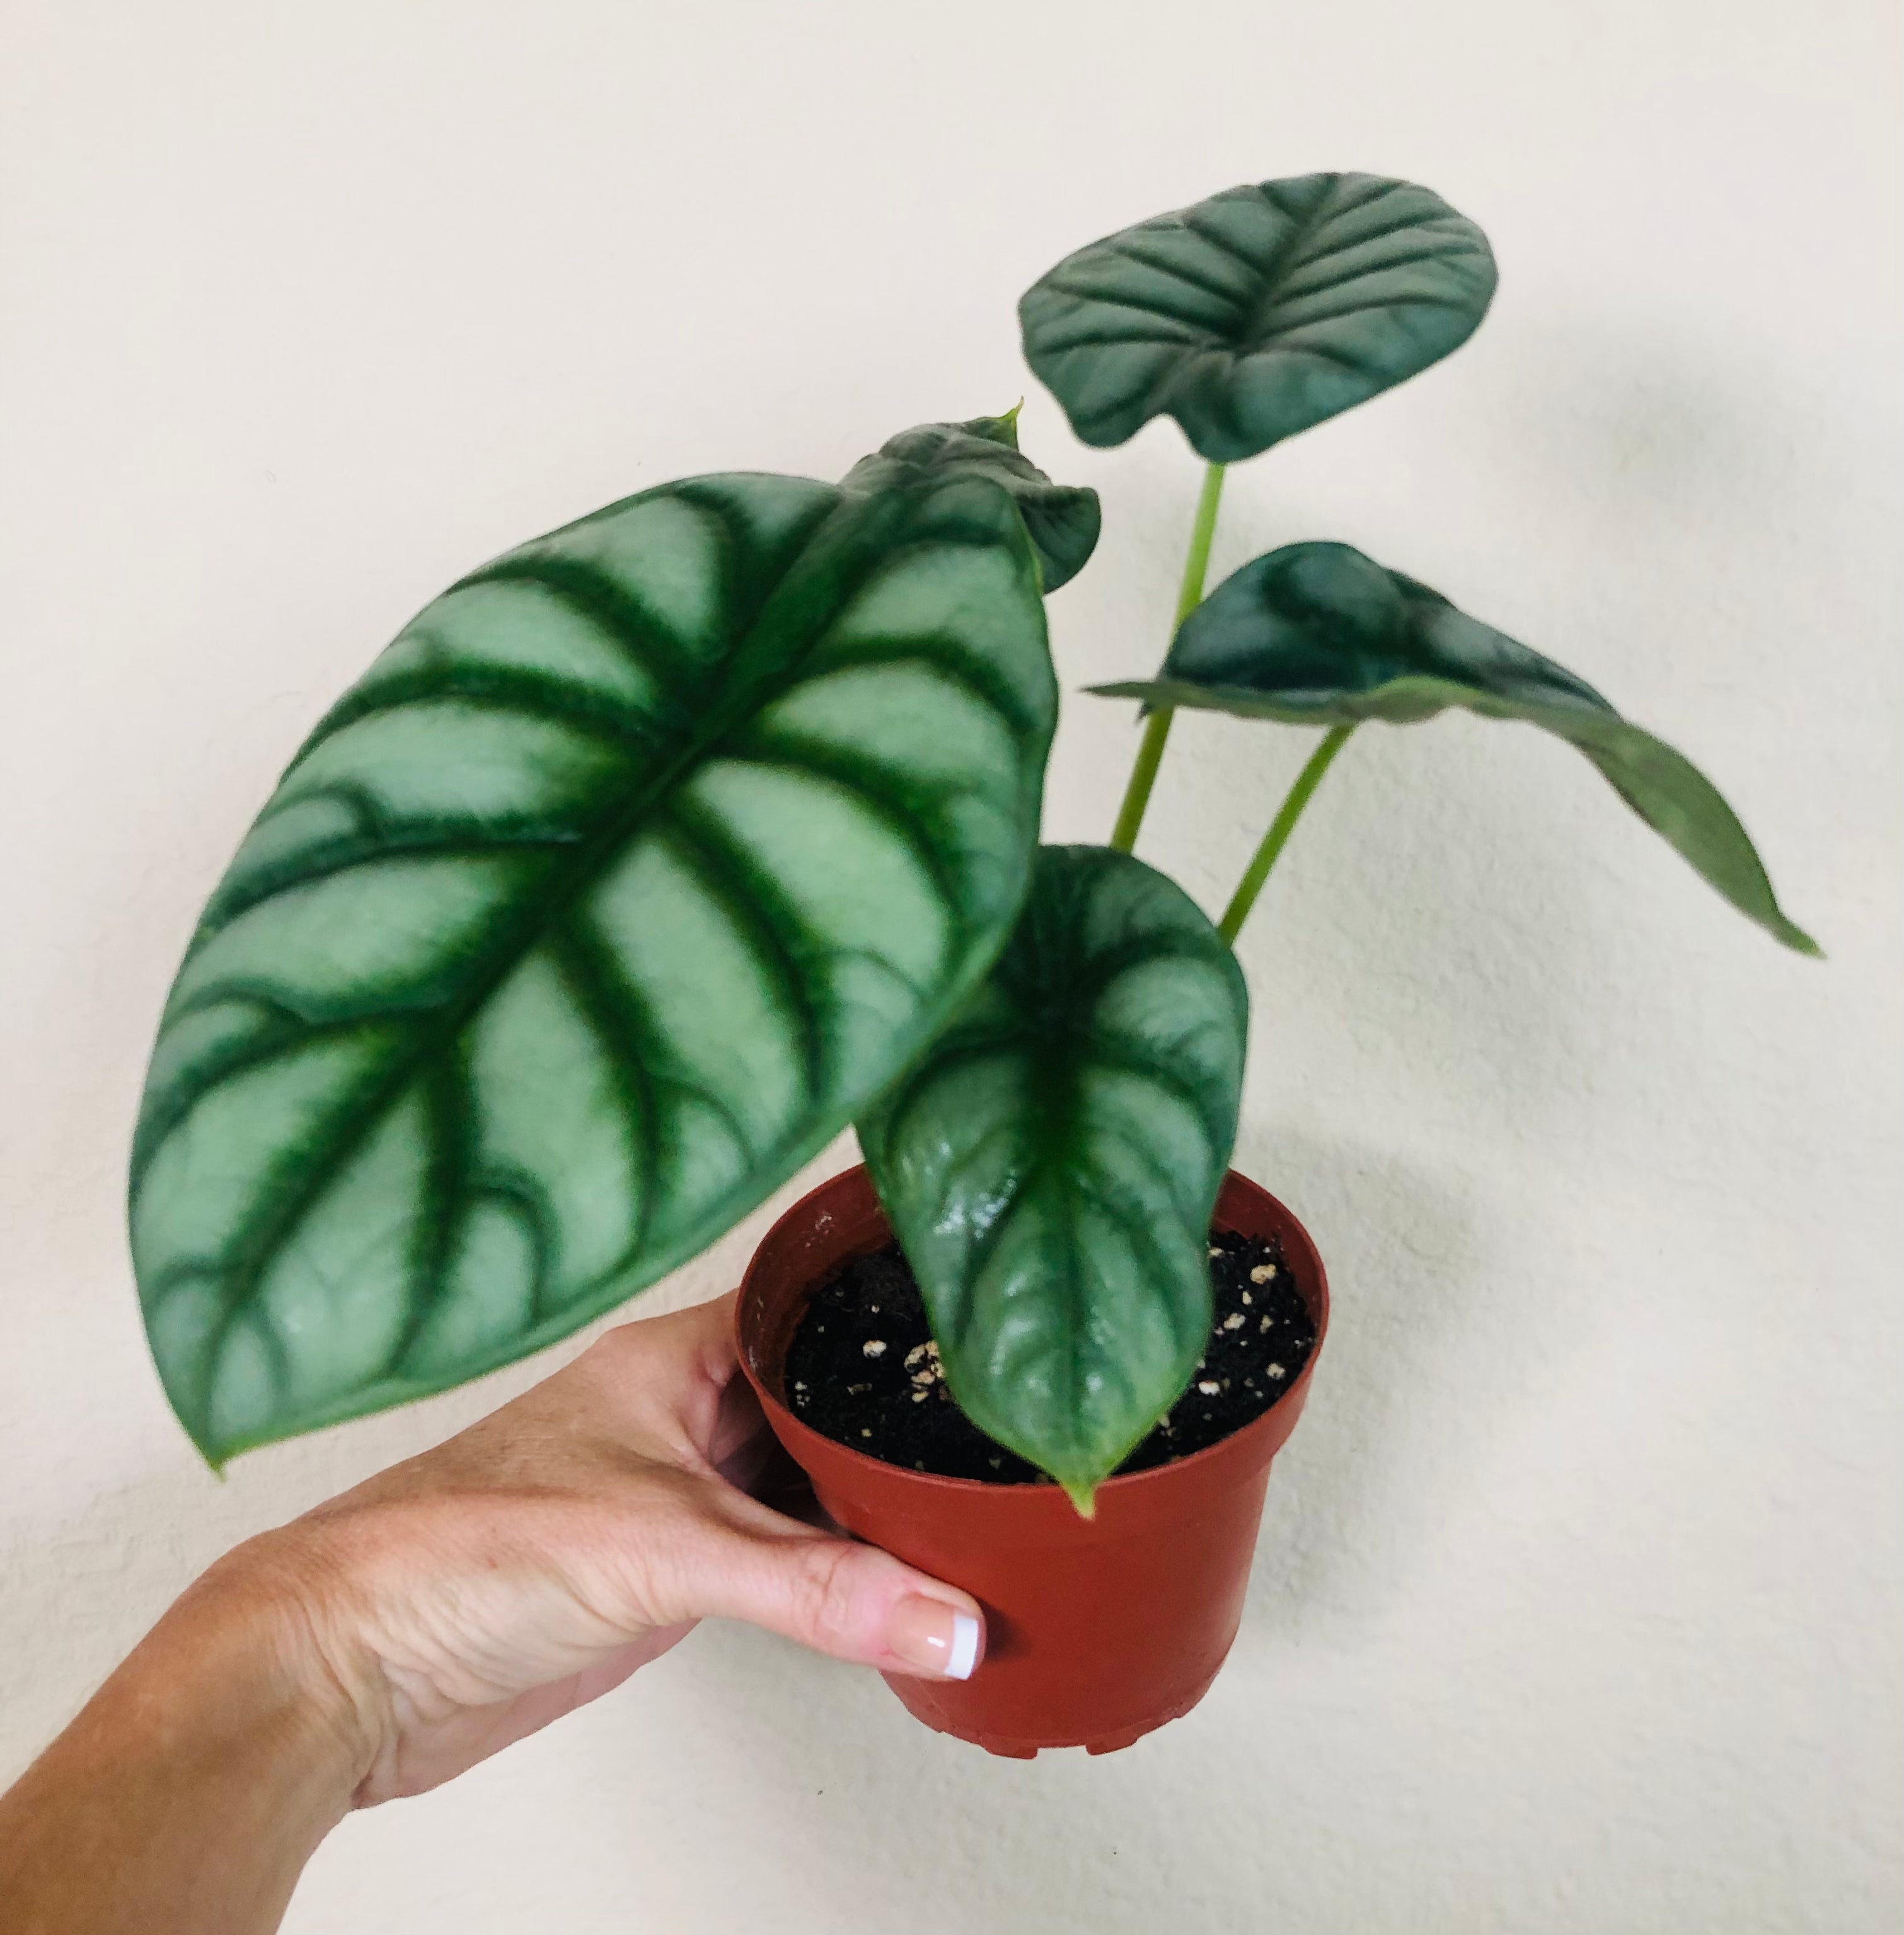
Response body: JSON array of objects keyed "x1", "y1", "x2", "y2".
[
  {"x1": 1170, "y1": 460, "x2": 1229, "y2": 634},
  {"x1": 1109, "y1": 461, "x2": 1227, "y2": 852},
  {"x1": 1108, "y1": 711, "x2": 1174, "y2": 855},
  {"x1": 1218, "y1": 724, "x2": 1356, "y2": 944}
]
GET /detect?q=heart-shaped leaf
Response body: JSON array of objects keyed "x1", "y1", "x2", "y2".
[
  {"x1": 132, "y1": 444, "x2": 1063, "y2": 1460},
  {"x1": 1095, "y1": 542, "x2": 1818, "y2": 953},
  {"x1": 1020, "y1": 172, "x2": 1497, "y2": 463},
  {"x1": 840, "y1": 412, "x2": 1102, "y2": 592},
  {"x1": 858, "y1": 845, "x2": 1248, "y2": 1511}
]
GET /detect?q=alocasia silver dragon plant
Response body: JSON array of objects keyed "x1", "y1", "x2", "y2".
[{"x1": 131, "y1": 173, "x2": 1815, "y2": 1513}]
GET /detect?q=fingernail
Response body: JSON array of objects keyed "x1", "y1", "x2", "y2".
[{"x1": 887, "y1": 1595, "x2": 982, "y2": 1680}]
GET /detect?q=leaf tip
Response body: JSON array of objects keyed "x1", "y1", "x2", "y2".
[
  {"x1": 1083, "y1": 679, "x2": 1161, "y2": 719},
  {"x1": 162, "y1": 1380, "x2": 233, "y2": 1474},
  {"x1": 963, "y1": 403, "x2": 1024, "y2": 451},
  {"x1": 1061, "y1": 1477, "x2": 1099, "y2": 1518}
]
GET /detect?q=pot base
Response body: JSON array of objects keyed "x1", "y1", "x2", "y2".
[{"x1": 885, "y1": 1662, "x2": 1221, "y2": 1757}]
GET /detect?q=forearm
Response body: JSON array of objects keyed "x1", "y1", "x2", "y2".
[{"x1": 0, "y1": 1543, "x2": 370, "y2": 1935}]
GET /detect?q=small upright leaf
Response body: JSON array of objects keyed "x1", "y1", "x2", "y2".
[
  {"x1": 842, "y1": 414, "x2": 1102, "y2": 591},
  {"x1": 1020, "y1": 173, "x2": 1496, "y2": 463},
  {"x1": 859, "y1": 845, "x2": 1248, "y2": 1511},
  {"x1": 132, "y1": 458, "x2": 1065, "y2": 1461},
  {"x1": 1095, "y1": 542, "x2": 1818, "y2": 953}
]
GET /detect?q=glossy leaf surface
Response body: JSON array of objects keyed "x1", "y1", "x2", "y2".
[
  {"x1": 840, "y1": 412, "x2": 1101, "y2": 592},
  {"x1": 860, "y1": 845, "x2": 1248, "y2": 1510},
  {"x1": 133, "y1": 449, "x2": 1060, "y2": 1459},
  {"x1": 1020, "y1": 172, "x2": 1496, "y2": 463},
  {"x1": 1095, "y1": 542, "x2": 1817, "y2": 953}
]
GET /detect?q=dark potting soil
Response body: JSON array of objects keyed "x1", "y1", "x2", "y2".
[{"x1": 782, "y1": 1230, "x2": 1317, "y2": 1484}]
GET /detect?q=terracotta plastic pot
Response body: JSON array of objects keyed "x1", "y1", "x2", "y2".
[{"x1": 735, "y1": 1164, "x2": 1329, "y2": 1757}]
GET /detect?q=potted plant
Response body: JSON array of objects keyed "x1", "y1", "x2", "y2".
[{"x1": 129, "y1": 173, "x2": 1816, "y2": 1759}]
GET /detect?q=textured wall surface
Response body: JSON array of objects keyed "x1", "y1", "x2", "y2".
[{"x1": 3, "y1": 3, "x2": 1899, "y2": 1929}]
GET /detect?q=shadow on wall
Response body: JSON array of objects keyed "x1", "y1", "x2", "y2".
[
  {"x1": 570, "y1": 1616, "x2": 1270, "y2": 1928},
  {"x1": 1228, "y1": 1122, "x2": 1491, "y2": 1644},
  {"x1": 1475, "y1": 316, "x2": 1821, "y2": 557}
]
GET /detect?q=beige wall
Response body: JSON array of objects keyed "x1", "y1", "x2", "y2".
[{"x1": 3, "y1": 1, "x2": 1900, "y2": 1929}]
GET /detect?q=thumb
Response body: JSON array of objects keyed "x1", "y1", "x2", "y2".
[{"x1": 654, "y1": 1490, "x2": 986, "y2": 1683}]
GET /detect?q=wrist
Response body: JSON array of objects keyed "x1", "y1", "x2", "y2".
[
  {"x1": 181, "y1": 1528, "x2": 389, "y2": 1808},
  {"x1": 0, "y1": 1532, "x2": 379, "y2": 1934},
  {"x1": 115, "y1": 1535, "x2": 376, "y2": 1823}
]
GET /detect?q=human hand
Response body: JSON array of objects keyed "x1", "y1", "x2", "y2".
[
  {"x1": 0, "y1": 1291, "x2": 986, "y2": 1933},
  {"x1": 244, "y1": 1289, "x2": 986, "y2": 1805}
]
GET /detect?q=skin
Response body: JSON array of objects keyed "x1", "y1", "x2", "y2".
[{"x1": 0, "y1": 1292, "x2": 984, "y2": 1935}]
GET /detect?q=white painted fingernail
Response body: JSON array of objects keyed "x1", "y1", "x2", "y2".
[
  {"x1": 947, "y1": 1610, "x2": 980, "y2": 1680},
  {"x1": 887, "y1": 1596, "x2": 984, "y2": 1679}
]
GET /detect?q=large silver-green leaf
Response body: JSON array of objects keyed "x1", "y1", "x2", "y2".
[
  {"x1": 840, "y1": 410, "x2": 1101, "y2": 592},
  {"x1": 1020, "y1": 173, "x2": 1496, "y2": 463},
  {"x1": 1095, "y1": 541, "x2": 1818, "y2": 953},
  {"x1": 132, "y1": 451, "x2": 1061, "y2": 1461},
  {"x1": 859, "y1": 845, "x2": 1248, "y2": 1512}
]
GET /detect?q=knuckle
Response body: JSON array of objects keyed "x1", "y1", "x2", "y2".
[
  {"x1": 580, "y1": 1324, "x2": 645, "y2": 1383},
  {"x1": 608, "y1": 1477, "x2": 711, "y2": 1620},
  {"x1": 788, "y1": 1539, "x2": 866, "y2": 1651}
]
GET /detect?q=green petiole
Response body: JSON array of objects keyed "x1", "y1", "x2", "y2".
[
  {"x1": 1109, "y1": 461, "x2": 1226, "y2": 852},
  {"x1": 1218, "y1": 724, "x2": 1356, "y2": 944}
]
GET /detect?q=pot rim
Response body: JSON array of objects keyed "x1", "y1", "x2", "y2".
[{"x1": 736, "y1": 1164, "x2": 1330, "y2": 1508}]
